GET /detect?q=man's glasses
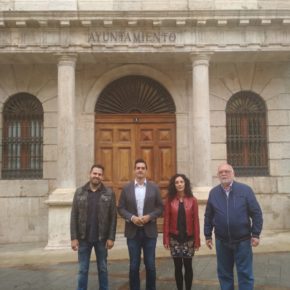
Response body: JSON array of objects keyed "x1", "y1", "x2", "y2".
[{"x1": 218, "y1": 170, "x2": 232, "y2": 174}]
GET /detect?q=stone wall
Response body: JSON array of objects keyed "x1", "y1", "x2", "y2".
[
  {"x1": 210, "y1": 62, "x2": 290, "y2": 192},
  {"x1": 0, "y1": 59, "x2": 289, "y2": 243},
  {"x1": 209, "y1": 61, "x2": 290, "y2": 231},
  {"x1": 0, "y1": 64, "x2": 57, "y2": 243},
  {"x1": 1, "y1": 0, "x2": 290, "y2": 11},
  {"x1": 0, "y1": 180, "x2": 49, "y2": 243}
]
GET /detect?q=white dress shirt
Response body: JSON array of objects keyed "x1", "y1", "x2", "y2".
[{"x1": 135, "y1": 179, "x2": 146, "y2": 216}]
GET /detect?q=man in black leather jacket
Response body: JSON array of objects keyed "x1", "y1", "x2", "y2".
[{"x1": 70, "y1": 164, "x2": 117, "y2": 290}]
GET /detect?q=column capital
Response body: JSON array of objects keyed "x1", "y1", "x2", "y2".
[
  {"x1": 190, "y1": 52, "x2": 213, "y2": 66},
  {"x1": 56, "y1": 53, "x2": 78, "y2": 67}
]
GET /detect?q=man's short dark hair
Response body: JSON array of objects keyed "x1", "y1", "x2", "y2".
[
  {"x1": 134, "y1": 158, "x2": 147, "y2": 169},
  {"x1": 90, "y1": 164, "x2": 105, "y2": 173}
]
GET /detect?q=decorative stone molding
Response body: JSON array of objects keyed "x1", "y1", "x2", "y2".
[
  {"x1": 0, "y1": 17, "x2": 290, "y2": 55},
  {"x1": 0, "y1": 10, "x2": 290, "y2": 28},
  {"x1": 57, "y1": 53, "x2": 78, "y2": 68},
  {"x1": 190, "y1": 52, "x2": 212, "y2": 67}
]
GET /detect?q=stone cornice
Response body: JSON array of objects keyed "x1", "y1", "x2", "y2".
[
  {"x1": 1, "y1": 10, "x2": 290, "y2": 57},
  {"x1": 0, "y1": 10, "x2": 290, "y2": 28}
]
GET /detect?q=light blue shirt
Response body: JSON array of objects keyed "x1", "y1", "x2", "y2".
[
  {"x1": 135, "y1": 179, "x2": 147, "y2": 217},
  {"x1": 222, "y1": 181, "x2": 233, "y2": 197}
]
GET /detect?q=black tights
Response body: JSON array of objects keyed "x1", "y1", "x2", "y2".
[{"x1": 173, "y1": 257, "x2": 193, "y2": 290}]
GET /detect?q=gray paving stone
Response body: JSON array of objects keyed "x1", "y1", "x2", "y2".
[{"x1": 1, "y1": 253, "x2": 290, "y2": 290}]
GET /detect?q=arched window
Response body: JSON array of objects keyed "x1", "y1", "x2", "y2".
[
  {"x1": 226, "y1": 91, "x2": 268, "y2": 176},
  {"x1": 2, "y1": 93, "x2": 43, "y2": 179},
  {"x1": 95, "y1": 75, "x2": 175, "y2": 113}
]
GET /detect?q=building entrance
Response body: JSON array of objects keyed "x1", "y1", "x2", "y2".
[
  {"x1": 94, "y1": 75, "x2": 176, "y2": 231},
  {"x1": 95, "y1": 114, "x2": 176, "y2": 231}
]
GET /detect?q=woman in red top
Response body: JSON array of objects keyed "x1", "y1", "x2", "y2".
[{"x1": 163, "y1": 174, "x2": 200, "y2": 290}]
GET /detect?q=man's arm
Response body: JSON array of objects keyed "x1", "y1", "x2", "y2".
[
  {"x1": 143, "y1": 184, "x2": 163, "y2": 223},
  {"x1": 70, "y1": 189, "x2": 79, "y2": 241},
  {"x1": 106, "y1": 239, "x2": 114, "y2": 250},
  {"x1": 117, "y1": 186, "x2": 135, "y2": 222},
  {"x1": 71, "y1": 239, "x2": 79, "y2": 251},
  {"x1": 107, "y1": 190, "x2": 117, "y2": 242},
  {"x1": 204, "y1": 192, "x2": 214, "y2": 249},
  {"x1": 247, "y1": 187, "x2": 263, "y2": 241},
  {"x1": 118, "y1": 185, "x2": 146, "y2": 226}
]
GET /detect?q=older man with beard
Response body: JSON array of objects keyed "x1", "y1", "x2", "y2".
[
  {"x1": 204, "y1": 163, "x2": 263, "y2": 290},
  {"x1": 70, "y1": 164, "x2": 117, "y2": 290}
]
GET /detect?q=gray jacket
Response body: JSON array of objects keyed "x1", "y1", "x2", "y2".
[
  {"x1": 70, "y1": 182, "x2": 117, "y2": 241},
  {"x1": 118, "y1": 181, "x2": 163, "y2": 239}
]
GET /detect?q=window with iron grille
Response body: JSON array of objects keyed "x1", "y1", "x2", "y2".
[
  {"x1": 2, "y1": 93, "x2": 43, "y2": 179},
  {"x1": 226, "y1": 91, "x2": 269, "y2": 176}
]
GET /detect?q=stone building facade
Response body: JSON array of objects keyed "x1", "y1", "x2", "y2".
[{"x1": 0, "y1": 0, "x2": 289, "y2": 247}]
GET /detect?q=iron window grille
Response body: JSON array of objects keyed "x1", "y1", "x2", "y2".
[
  {"x1": 2, "y1": 93, "x2": 43, "y2": 179},
  {"x1": 226, "y1": 91, "x2": 269, "y2": 176}
]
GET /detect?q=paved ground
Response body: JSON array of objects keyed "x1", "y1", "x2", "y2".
[
  {"x1": 0, "y1": 231, "x2": 290, "y2": 290},
  {"x1": 1, "y1": 252, "x2": 290, "y2": 290}
]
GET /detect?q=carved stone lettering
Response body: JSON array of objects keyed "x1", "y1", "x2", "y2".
[{"x1": 88, "y1": 31, "x2": 177, "y2": 43}]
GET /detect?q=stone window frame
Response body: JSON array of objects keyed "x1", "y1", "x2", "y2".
[
  {"x1": 226, "y1": 91, "x2": 269, "y2": 176},
  {"x1": 2, "y1": 93, "x2": 43, "y2": 179}
]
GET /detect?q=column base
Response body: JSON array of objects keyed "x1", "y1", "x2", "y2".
[
  {"x1": 192, "y1": 186, "x2": 212, "y2": 202},
  {"x1": 45, "y1": 188, "x2": 75, "y2": 250},
  {"x1": 192, "y1": 186, "x2": 212, "y2": 239}
]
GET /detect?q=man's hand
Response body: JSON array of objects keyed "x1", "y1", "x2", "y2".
[
  {"x1": 132, "y1": 215, "x2": 143, "y2": 226},
  {"x1": 71, "y1": 239, "x2": 79, "y2": 251},
  {"x1": 140, "y1": 215, "x2": 150, "y2": 224},
  {"x1": 251, "y1": 237, "x2": 260, "y2": 247},
  {"x1": 206, "y1": 239, "x2": 213, "y2": 250},
  {"x1": 106, "y1": 240, "x2": 114, "y2": 250},
  {"x1": 164, "y1": 244, "x2": 170, "y2": 250}
]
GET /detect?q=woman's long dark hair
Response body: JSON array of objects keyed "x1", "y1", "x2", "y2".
[{"x1": 167, "y1": 173, "x2": 193, "y2": 200}]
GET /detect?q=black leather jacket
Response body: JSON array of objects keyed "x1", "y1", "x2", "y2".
[{"x1": 70, "y1": 182, "x2": 117, "y2": 241}]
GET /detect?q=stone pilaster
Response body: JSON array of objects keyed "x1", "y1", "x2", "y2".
[
  {"x1": 45, "y1": 54, "x2": 77, "y2": 249},
  {"x1": 190, "y1": 53, "x2": 212, "y2": 200}
]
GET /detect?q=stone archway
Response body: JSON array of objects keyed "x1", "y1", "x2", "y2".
[{"x1": 95, "y1": 75, "x2": 176, "y2": 231}]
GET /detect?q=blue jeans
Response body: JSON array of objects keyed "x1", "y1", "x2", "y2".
[
  {"x1": 215, "y1": 239, "x2": 254, "y2": 290},
  {"x1": 127, "y1": 228, "x2": 157, "y2": 290},
  {"x1": 77, "y1": 240, "x2": 108, "y2": 290}
]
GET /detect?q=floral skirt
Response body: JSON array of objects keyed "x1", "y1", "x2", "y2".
[{"x1": 169, "y1": 235, "x2": 195, "y2": 258}]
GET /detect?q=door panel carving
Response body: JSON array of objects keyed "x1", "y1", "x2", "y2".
[{"x1": 95, "y1": 114, "x2": 176, "y2": 231}]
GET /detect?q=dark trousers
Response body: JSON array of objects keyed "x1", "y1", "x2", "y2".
[{"x1": 127, "y1": 228, "x2": 157, "y2": 290}]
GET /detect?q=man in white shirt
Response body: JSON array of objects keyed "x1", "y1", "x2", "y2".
[{"x1": 118, "y1": 158, "x2": 163, "y2": 290}]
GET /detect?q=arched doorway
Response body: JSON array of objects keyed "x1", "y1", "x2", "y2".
[{"x1": 95, "y1": 75, "x2": 176, "y2": 230}]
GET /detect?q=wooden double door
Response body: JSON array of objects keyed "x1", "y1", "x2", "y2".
[{"x1": 95, "y1": 114, "x2": 176, "y2": 203}]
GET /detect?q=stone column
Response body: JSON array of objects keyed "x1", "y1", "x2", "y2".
[
  {"x1": 46, "y1": 54, "x2": 77, "y2": 249},
  {"x1": 56, "y1": 54, "x2": 77, "y2": 188},
  {"x1": 190, "y1": 53, "x2": 212, "y2": 200}
]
